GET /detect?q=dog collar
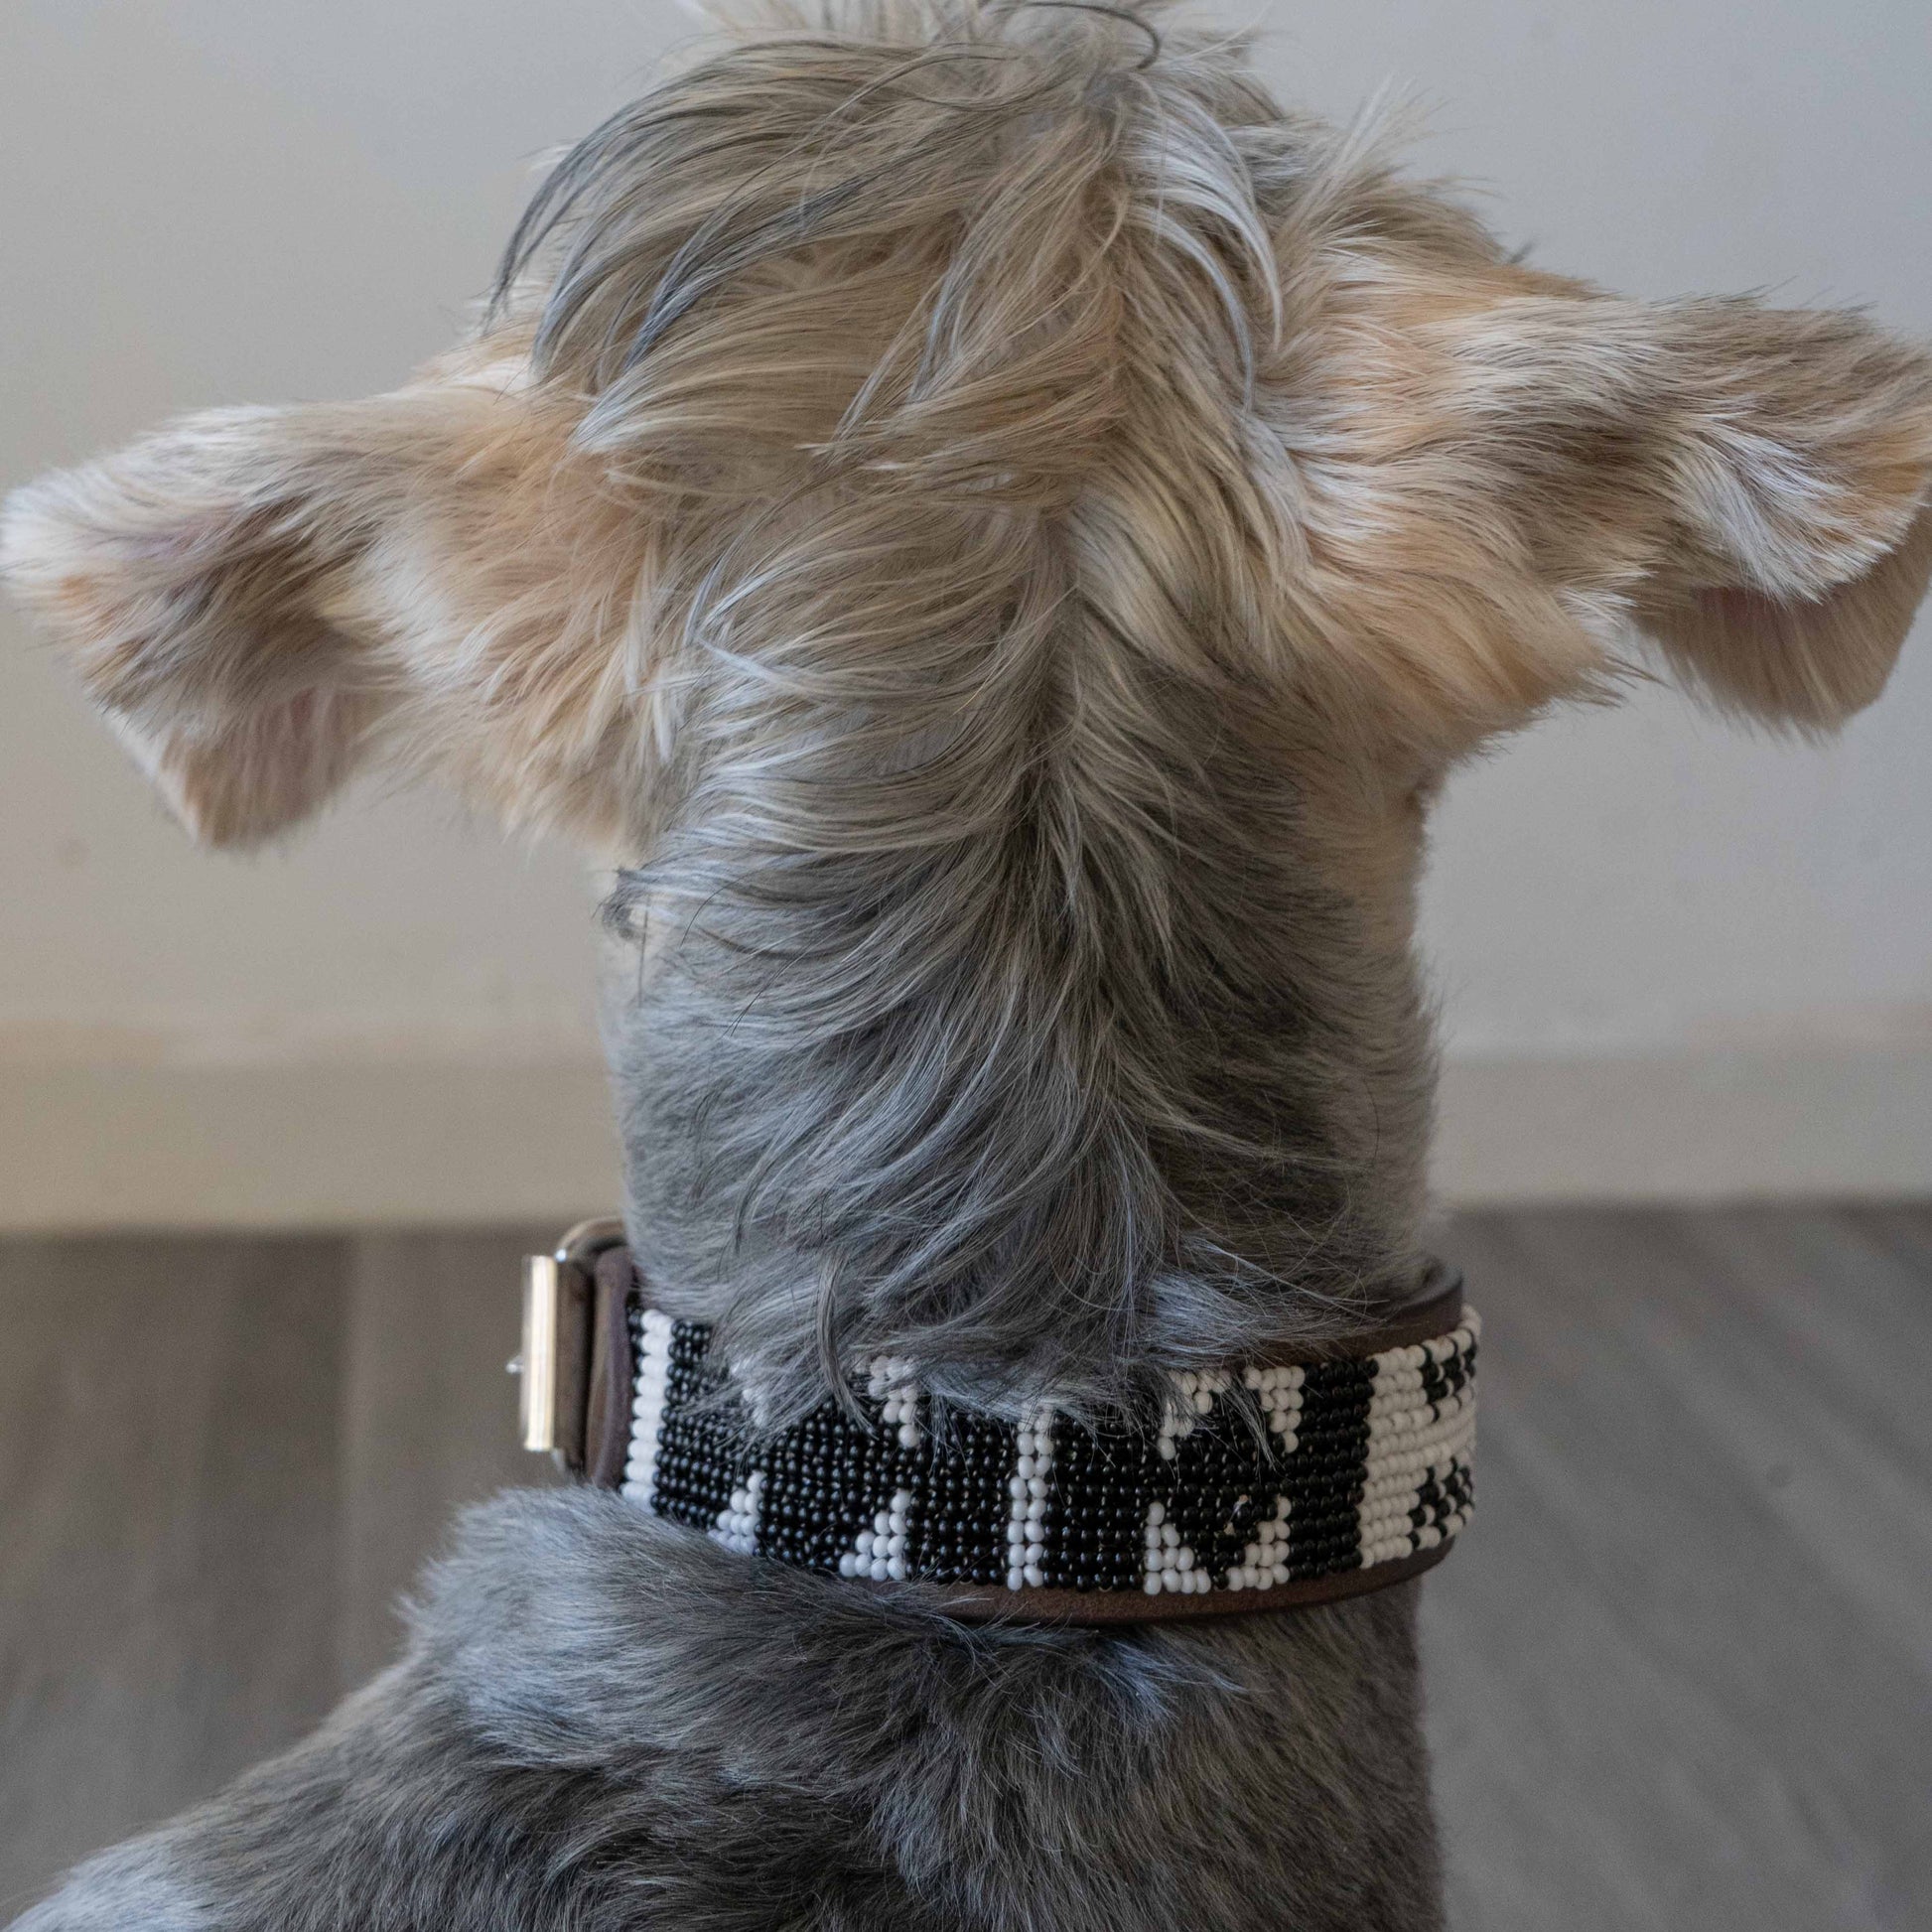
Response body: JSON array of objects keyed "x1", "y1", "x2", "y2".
[{"x1": 517, "y1": 1221, "x2": 1477, "y2": 1623}]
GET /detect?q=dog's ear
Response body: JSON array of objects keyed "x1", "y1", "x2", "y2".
[
  {"x1": 1, "y1": 371, "x2": 648, "y2": 848},
  {"x1": 1421, "y1": 285, "x2": 1932, "y2": 730}
]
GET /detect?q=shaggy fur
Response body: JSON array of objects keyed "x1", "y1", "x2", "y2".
[
  {"x1": 17, "y1": 1494, "x2": 1439, "y2": 1931},
  {"x1": 7, "y1": 3, "x2": 1932, "y2": 1926}
]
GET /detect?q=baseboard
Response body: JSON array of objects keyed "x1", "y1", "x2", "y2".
[
  {"x1": 1434, "y1": 1044, "x2": 1932, "y2": 1203},
  {"x1": 2, "y1": 1044, "x2": 1928, "y2": 1231},
  {"x1": 0, "y1": 1059, "x2": 621, "y2": 1233}
]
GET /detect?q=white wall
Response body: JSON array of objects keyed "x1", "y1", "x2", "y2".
[{"x1": 4, "y1": 0, "x2": 1930, "y2": 1226}]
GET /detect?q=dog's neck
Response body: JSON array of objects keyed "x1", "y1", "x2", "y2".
[{"x1": 602, "y1": 705, "x2": 1433, "y2": 1426}]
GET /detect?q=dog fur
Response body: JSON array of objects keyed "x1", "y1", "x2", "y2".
[{"x1": 7, "y1": 4, "x2": 1932, "y2": 1925}]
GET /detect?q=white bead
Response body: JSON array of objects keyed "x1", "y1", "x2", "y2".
[
  {"x1": 1023, "y1": 1564, "x2": 1043, "y2": 1587},
  {"x1": 869, "y1": 1558, "x2": 890, "y2": 1582}
]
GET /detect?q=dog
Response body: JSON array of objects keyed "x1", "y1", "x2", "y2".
[{"x1": 6, "y1": 4, "x2": 1931, "y2": 1926}]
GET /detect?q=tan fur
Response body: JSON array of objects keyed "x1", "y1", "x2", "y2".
[
  {"x1": 1, "y1": 360, "x2": 654, "y2": 848},
  {"x1": 5, "y1": 12, "x2": 1930, "y2": 876},
  {"x1": 6, "y1": 0, "x2": 1921, "y2": 1396},
  {"x1": 7, "y1": 10, "x2": 1932, "y2": 1927},
  {"x1": 6, "y1": 16, "x2": 1930, "y2": 1369}
]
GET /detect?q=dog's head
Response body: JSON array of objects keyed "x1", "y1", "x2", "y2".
[
  {"x1": 7, "y1": 4, "x2": 1929, "y2": 866},
  {"x1": 7, "y1": 2, "x2": 1932, "y2": 1387}
]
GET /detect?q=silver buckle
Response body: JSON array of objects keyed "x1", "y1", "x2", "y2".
[{"x1": 512, "y1": 1217, "x2": 624, "y2": 1460}]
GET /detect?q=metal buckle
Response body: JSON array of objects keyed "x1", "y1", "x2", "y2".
[{"x1": 513, "y1": 1217, "x2": 624, "y2": 1462}]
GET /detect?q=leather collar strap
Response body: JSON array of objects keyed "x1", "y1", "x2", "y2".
[{"x1": 519, "y1": 1221, "x2": 1477, "y2": 1624}]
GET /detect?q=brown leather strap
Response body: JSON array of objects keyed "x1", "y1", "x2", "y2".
[
  {"x1": 863, "y1": 1540, "x2": 1453, "y2": 1624},
  {"x1": 1250, "y1": 1270, "x2": 1462, "y2": 1364},
  {"x1": 583, "y1": 1246, "x2": 637, "y2": 1490}
]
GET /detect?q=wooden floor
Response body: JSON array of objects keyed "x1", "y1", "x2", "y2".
[{"x1": 2, "y1": 1208, "x2": 1928, "y2": 1928}]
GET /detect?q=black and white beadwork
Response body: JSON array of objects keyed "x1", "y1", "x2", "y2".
[{"x1": 621, "y1": 1301, "x2": 1477, "y2": 1601}]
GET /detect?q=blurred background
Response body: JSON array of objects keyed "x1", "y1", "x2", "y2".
[{"x1": 1, "y1": 3, "x2": 1927, "y2": 1928}]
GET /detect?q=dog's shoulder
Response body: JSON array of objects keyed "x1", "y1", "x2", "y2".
[{"x1": 14, "y1": 1489, "x2": 1441, "y2": 1931}]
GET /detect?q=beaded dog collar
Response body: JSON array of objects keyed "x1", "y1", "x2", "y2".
[{"x1": 518, "y1": 1221, "x2": 1477, "y2": 1624}]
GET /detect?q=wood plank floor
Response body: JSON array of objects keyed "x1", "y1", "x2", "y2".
[{"x1": 1, "y1": 1208, "x2": 1927, "y2": 1928}]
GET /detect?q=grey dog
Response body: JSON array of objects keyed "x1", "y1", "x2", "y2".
[{"x1": 7, "y1": 4, "x2": 1931, "y2": 1927}]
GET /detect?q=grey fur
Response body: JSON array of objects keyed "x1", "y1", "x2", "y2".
[
  {"x1": 517, "y1": 7, "x2": 1440, "y2": 1426},
  {"x1": 15, "y1": 2, "x2": 1932, "y2": 1927},
  {"x1": 17, "y1": 13, "x2": 1451, "y2": 1923},
  {"x1": 17, "y1": 1491, "x2": 1441, "y2": 1931}
]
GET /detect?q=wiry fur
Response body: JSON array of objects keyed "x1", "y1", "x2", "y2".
[
  {"x1": 541, "y1": 5, "x2": 1449, "y2": 1424},
  {"x1": 18, "y1": 1493, "x2": 1439, "y2": 1932},
  {"x1": 7, "y1": 3, "x2": 1932, "y2": 1926}
]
